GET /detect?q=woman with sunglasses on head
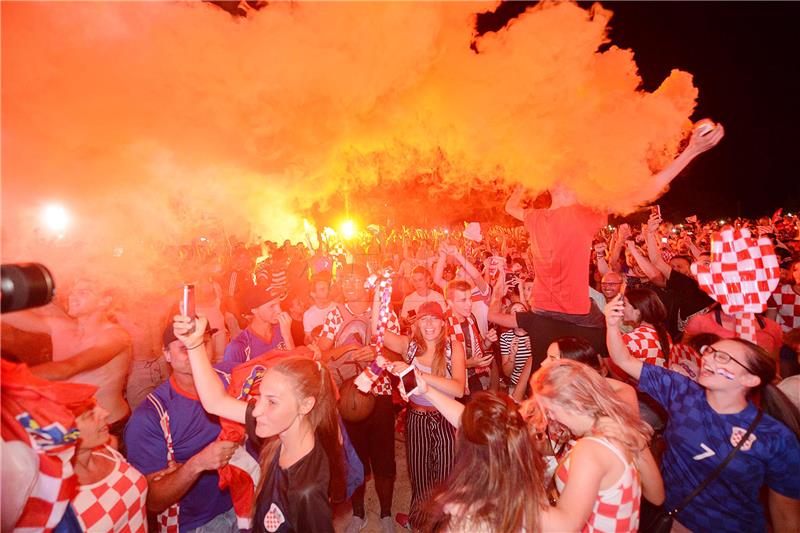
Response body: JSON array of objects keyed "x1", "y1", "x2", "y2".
[
  {"x1": 605, "y1": 295, "x2": 800, "y2": 533},
  {"x1": 375, "y1": 298, "x2": 466, "y2": 530}
]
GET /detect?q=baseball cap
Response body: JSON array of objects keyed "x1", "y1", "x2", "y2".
[
  {"x1": 243, "y1": 284, "x2": 287, "y2": 312},
  {"x1": 162, "y1": 321, "x2": 217, "y2": 349},
  {"x1": 416, "y1": 301, "x2": 444, "y2": 320}
]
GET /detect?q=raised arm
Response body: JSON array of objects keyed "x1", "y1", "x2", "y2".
[
  {"x1": 504, "y1": 184, "x2": 526, "y2": 222},
  {"x1": 487, "y1": 275, "x2": 518, "y2": 329},
  {"x1": 626, "y1": 240, "x2": 665, "y2": 287},
  {"x1": 608, "y1": 225, "x2": 627, "y2": 272},
  {"x1": 450, "y1": 248, "x2": 488, "y2": 294},
  {"x1": 604, "y1": 295, "x2": 643, "y2": 381},
  {"x1": 30, "y1": 328, "x2": 130, "y2": 380},
  {"x1": 594, "y1": 242, "x2": 611, "y2": 276},
  {"x1": 432, "y1": 245, "x2": 448, "y2": 291},
  {"x1": 173, "y1": 314, "x2": 247, "y2": 423},
  {"x1": 644, "y1": 216, "x2": 672, "y2": 280},
  {"x1": 371, "y1": 290, "x2": 409, "y2": 354},
  {"x1": 1, "y1": 304, "x2": 67, "y2": 335},
  {"x1": 650, "y1": 122, "x2": 725, "y2": 192}
]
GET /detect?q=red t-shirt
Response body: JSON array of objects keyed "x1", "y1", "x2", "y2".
[{"x1": 524, "y1": 204, "x2": 606, "y2": 314}]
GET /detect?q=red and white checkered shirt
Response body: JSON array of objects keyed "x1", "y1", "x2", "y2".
[
  {"x1": 555, "y1": 437, "x2": 640, "y2": 533},
  {"x1": 321, "y1": 306, "x2": 400, "y2": 395},
  {"x1": 72, "y1": 446, "x2": 148, "y2": 533},
  {"x1": 669, "y1": 343, "x2": 702, "y2": 381},
  {"x1": 622, "y1": 325, "x2": 668, "y2": 367},
  {"x1": 767, "y1": 283, "x2": 800, "y2": 333}
]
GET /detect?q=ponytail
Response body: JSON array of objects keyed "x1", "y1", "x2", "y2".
[
  {"x1": 252, "y1": 357, "x2": 345, "y2": 508},
  {"x1": 733, "y1": 338, "x2": 800, "y2": 440}
]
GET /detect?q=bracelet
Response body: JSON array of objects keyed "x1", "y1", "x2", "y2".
[{"x1": 186, "y1": 342, "x2": 204, "y2": 351}]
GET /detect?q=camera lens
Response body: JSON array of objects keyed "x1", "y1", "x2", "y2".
[{"x1": 1, "y1": 263, "x2": 56, "y2": 313}]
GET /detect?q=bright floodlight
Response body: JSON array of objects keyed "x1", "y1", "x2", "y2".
[
  {"x1": 41, "y1": 204, "x2": 70, "y2": 233},
  {"x1": 341, "y1": 220, "x2": 356, "y2": 239}
]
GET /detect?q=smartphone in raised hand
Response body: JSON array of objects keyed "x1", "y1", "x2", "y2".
[{"x1": 650, "y1": 205, "x2": 661, "y2": 219}]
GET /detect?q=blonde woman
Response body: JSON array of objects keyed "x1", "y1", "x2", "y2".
[{"x1": 532, "y1": 360, "x2": 664, "y2": 532}]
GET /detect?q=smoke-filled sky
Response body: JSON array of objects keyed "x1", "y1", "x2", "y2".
[{"x1": 3, "y1": 1, "x2": 708, "y2": 287}]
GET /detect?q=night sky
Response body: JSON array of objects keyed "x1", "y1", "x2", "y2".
[{"x1": 478, "y1": 1, "x2": 800, "y2": 220}]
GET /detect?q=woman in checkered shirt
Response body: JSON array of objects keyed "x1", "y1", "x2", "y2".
[
  {"x1": 71, "y1": 402, "x2": 148, "y2": 532},
  {"x1": 532, "y1": 360, "x2": 665, "y2": 533}
]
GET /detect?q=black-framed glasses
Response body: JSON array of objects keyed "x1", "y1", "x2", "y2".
[{"x1": 699, "y1": 345, "x2": 756, "y2": 375}]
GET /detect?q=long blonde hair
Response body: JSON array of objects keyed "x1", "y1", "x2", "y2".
[{"x1": 530, "y1": 359, "x2": 652, "y2": 457}]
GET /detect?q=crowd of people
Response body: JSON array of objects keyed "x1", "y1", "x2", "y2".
[{"x1": 3, "y1": 124, "x2": 800, "y2": 533}]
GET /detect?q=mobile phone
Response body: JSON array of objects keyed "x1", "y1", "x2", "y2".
[
  {"x1": 398, "y1": 366, "x2": 420, "y2": 397},
  {"x1": 650, "y1": 205, "x2": 661, "y2": 219},
  {"x1": 182, "y1": 283, "x2": 196, "y2": 334}
]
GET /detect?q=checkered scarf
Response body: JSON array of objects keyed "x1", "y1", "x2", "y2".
[{"x1": 1, "y1": 360, "x2": 97, "y2": 532}]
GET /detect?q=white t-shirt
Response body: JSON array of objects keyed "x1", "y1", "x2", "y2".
[
  {"x1": 401, "y1": 290, "x2": 446, "y2": 318},
  {"x1": 303, "y1": 302, "x2": 338, "y2": 334}
]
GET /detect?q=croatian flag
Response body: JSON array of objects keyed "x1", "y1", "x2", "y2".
[{"x1": 1, "y1": 360, "x2": 97, "y2": 532}]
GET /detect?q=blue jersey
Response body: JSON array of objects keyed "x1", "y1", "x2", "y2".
[
  {"x1": 223, "y1": 324, "x2": 286, "y2": 364},
  {"x1": 639, "y1": 364, "x2": 800, "y2": 532},
  {"x1": 124, "y1": 371, "x2": 233, "y2": 532}
]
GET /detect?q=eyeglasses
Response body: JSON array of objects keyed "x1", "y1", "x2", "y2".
[{"x1": 699, "y1": 345, "x2": 756, "y2": 375}]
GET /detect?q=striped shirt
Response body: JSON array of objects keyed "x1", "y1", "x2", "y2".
[{"x1": 499, "y1": 330, "x2": 532, "y2": 385}]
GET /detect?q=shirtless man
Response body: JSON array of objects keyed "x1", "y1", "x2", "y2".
[{"x1": 3, "y1": 279, "x2": 132, "y2": 435}]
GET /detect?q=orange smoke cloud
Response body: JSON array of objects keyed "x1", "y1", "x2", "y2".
[{"x1": 1, "y1": 1, "x2": 697, "y2": 290}]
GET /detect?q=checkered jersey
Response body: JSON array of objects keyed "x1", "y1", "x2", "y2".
[
  {"x1": 767, "y1": 283, "x2": 800, "y2": 333},
  {"x1": 73, "y1": 446, "x2": 148, "y2": 533},
  {"x1": 622, "y1": 325, "x2": 668, "y2": 367},
  {"x1": 639, "y1": 364, "x2": 800, "y2": 532},
  {"x1": 554, "y1": 437, "x2": 641, "y2": 533},
  {"x1": 668, "y1": 343, "x2": 702, "y2": 381},
  {"x1": 321, "y1": 306, "x2": 399, "y2": 395}
]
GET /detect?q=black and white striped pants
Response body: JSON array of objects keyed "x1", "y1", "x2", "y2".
[{"x1": 405, "y1": 408, "x2": 456, "y2": 528}]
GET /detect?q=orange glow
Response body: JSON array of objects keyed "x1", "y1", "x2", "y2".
[
  {"x1": 340, "y1": 220, "x2": 357, "y2": 240},
  {"x1": 41, "y1": 204, "x2": 70, "y2": 234},
  {"x1": 2, "y1": 2, "x2": 700, "y2": 292}
]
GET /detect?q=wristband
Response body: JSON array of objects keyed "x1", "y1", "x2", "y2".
[{"x1": 186, "y1": 342, "x2": 204, "y2": 351}]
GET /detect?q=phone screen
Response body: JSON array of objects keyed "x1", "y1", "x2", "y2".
[{"x1": 401, "y1": 368, "x2": 417, "y2": 394}]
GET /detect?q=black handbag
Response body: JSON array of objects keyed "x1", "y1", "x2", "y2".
[{"x1": 643, "y1": 409, "x2": 763, "y2": 533}]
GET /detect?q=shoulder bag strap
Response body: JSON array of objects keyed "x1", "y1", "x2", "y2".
[{"x1": 669, "y1": 409, "x2": 763, "y2": 516}]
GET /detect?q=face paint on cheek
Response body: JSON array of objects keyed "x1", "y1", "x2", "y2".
[{"x1": 716, "y1": 368, "x2": 736, "y2": 380}]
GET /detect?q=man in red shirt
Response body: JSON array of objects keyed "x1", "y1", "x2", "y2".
[{"x1": 497, "y1": 123, "x2": 725, "y2": 365}]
